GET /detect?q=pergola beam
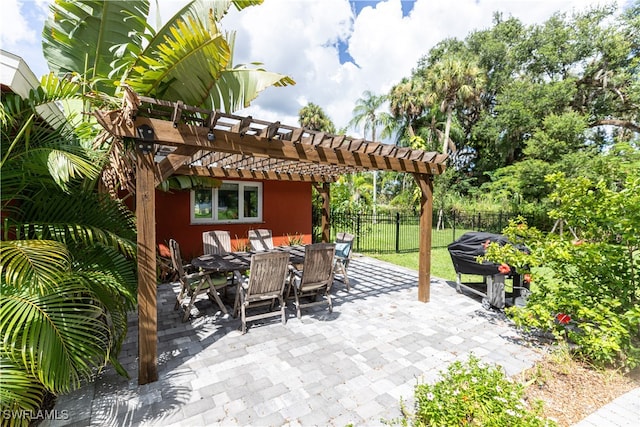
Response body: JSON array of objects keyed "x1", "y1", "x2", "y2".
[
  {"x1": 94, "y1": 111, "x2": 446, "y2": 176},
  {"x1": 156, "y1": 145, "x2": 200, "y2": 184},
  {"x1": 177, "y1": 165, "x2": 337, "y2": 183}
]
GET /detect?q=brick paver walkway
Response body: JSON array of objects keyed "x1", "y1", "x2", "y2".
[{"x1": 41, "y1": 256, "x2": 634, "y2": 426}]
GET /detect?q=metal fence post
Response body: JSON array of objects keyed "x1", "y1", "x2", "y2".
[
  {"x1": 452, "y1": 210, "x2": 456, "y2": 242},
  {"x1": 356, "y1": 213, "x2": 361, "y2": 252},
  {"x1": 395, "y1": 212, "x2": 400, "y2": 253}
]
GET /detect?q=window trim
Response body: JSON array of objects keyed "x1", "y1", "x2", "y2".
[{"x1": 190, "y1": 180, "x2": 263, "y2": 224}]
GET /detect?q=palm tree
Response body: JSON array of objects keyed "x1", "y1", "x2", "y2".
[
  {"x1": 1, "y1": 75, "x2": 137, "y2": 424},
  {"x1": 426, "y1": 57, "x2": 484, "y2": 154},
  {"x1": 298, "y1": 102, "x2": 336, "y2": 133},
  {"x1": 389, "y1": 76, "x2": 431, "y2": 139},
  {"x1": 349, "y1": 90, "x2": 389, "y2": 143},
  {"x1": 349, "y1": 90, "x2": 392, "y2": 216}
]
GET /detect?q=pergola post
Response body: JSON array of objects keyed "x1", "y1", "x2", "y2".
[
  {"x1": 314, "y1": 183, "x2": 331, "y2": 243},
  {"x1": 413, "y1": 173, "x2": 434, "y2": 302},
  {"x1": 136, "y1": 142, "x2": 158, "y2": 384}
]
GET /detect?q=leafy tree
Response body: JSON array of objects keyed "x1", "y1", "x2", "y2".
[
  {"x1": 298, "y1": 102, "x2": 335, "y2": 133},
  {"x1": 395, "y1": 3, "x2": 640, "y2": 211}
]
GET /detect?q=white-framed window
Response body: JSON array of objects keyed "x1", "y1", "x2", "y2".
[{"x1": 191, "y1": 181, "x2": 262, "y2": 224}]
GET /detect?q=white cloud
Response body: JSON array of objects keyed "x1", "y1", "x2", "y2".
[
  {"x1": 1, "y1": 0, "x2": 36, "y2": 46},
  {"x1": 1, "y1": 0, "x2": 52, "y2": 78},
  {"x1": 1, "y1": 0, "x2": 628, "y2": 138},
  {"x1": 232, "y1": 0, "x2": 627, "y2": 134}
]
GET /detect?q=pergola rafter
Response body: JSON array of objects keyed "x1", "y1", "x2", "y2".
[{"x1": 94, "y1": 89, "x2": 447, "y2": 385}]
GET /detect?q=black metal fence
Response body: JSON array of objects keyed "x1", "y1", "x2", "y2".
[{"x1": 313, "y1": 209, "x2": 550, "y2": 253}]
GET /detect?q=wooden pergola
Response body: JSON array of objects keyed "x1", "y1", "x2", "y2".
[{"x1": 94, "y1": 89, "x2": 447, "y2": 384}]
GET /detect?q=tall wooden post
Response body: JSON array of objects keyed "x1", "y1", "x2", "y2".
[
  {"x1": 313, "y1": 183, "x2": 331, "y2": 243},
  {"x1": 413, "y1": 173, "x2": 433, "y2": 302},
  {"x1": 136, "y1": 142, "x2": 158, "y2": 384},
  {"x1": 321, "y1": 183, "x2": 331, "y2": 243}
]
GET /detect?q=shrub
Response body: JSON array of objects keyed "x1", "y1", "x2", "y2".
[
  {"x1": 390, "y1": 355, "x2": 554, "y2": 426},
  {"x1": 483, "y1": 172, "x2": 640, "y2": 369}
]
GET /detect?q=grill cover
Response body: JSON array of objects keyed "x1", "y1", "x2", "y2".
[{"x1": 447, "y1": 232, "x2": 512, "y2": 276}]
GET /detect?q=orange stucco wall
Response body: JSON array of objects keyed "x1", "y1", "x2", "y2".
[{"x1": 155, "y1": 180, "x2": 313, "y2": 260}]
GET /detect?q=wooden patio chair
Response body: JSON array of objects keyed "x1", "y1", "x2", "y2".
[
  {"x1": 248, "y1": 228, "x2": 274, "y2": 252},
  {"x1": 169, "y1": 238, "x2": 229, "y2": 322},
  {"x1": 334, "y1": 232, "x2": 355, "y2": 291},
  {"x1": 202, "y1": 230, "x2": 237, "y2": 291},
  {"x1": 233, "y1": 251, "x2": 290, "y2": 334},
  {"x1": 203, "y1": 230, "x2": 232, "y2": 255},
  {"x1": 288, "y1": 243, "x2": 336, "y2": 319}
]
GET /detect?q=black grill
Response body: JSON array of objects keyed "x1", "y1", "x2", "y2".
[{"x1": 447, "y1": 232, "x2": 530, "y2": 309}]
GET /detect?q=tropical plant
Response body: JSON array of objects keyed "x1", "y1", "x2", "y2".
[
  {"x1": 388, "y1": 355, "x2": 553, "y2": 426},
  {"x1": 348, "y1": 90, "x2": 394, "y2": 215},
  {"x1": 298, "y1": 102, "x2": 336, "y2": 133},
  {"x1": 348, "y1": 90, "x2": 390, "y2": 143},
  {"x1": 388, "y1": 76, "x2": 429, "y2": 141},
  {"x1": 43, "y1": 0, "x2": 294, "y2": 111},
  {"x1": 42, "y1": 0, "x2": 295, "y2": 194},
  {"x1": 1, "y1": 75, "x2": 137, "y2": 425}
]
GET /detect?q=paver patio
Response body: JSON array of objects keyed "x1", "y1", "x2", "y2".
[{"x1": 43, "y1": 256, "x2": 545, "y2": 427}]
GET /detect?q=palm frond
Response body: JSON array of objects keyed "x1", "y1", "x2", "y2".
[
  {"x1": 12, "y1": 190, "x2": 137, "y2": 259},
  {"x1": 142, "y1": 0, "x2": 260, "y2": 55},
  {"x1": 208, "y1": 67, "x2": 296, "y2": 112},
  {"x1": 1, "y1": 74, "x2": 82, "y2": 122},
  {"x1": 42, "y1": 0, "x2": 151, "y2": 95},
  {"x1": 0, "y1": 240, "x2": 71, "y2": 294},
  {"x1": 126, "y1": 16, "x2": 231, "y2": 103},
  {"x1": 0, "y1": 280, "x2": 112, "y2": 393},
  {"x1": 0, "y1": 356, "x2": 45, "y2": 415},
  {"x1": 75, "y1": 245, "x2": 137, "y2": 306},
  {"x1": 2, "y1": 143, "x2": 103, "y2": 202}
]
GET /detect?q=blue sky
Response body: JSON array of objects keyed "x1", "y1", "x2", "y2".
[{"x1": 0, "y1": 0, "x2": 627, "y2": 136}]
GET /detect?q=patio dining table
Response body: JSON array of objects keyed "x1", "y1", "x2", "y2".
[
  {"x1": 191, "y1": 245, "x2": 307, "y2": 312},
  {"x1": 191, "y1": 245, "x2": 306, "y2": 276}
]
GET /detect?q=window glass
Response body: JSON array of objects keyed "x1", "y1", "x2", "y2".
[
  {"x1": 244, "y1": 185, "x2": 259, "y2": 218},
  {"x1": 218, "y1": 183, "x2": 239, "y2": 220},
  {"x1": 193, "y1": 188, "x2": 212, "y2": 219},
  {"x1": 191, "y1": 181, "x2": 262, "y2": 224}
]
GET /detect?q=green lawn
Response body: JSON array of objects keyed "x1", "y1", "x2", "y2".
[
  {"x1": 368, "y1": 247, "x2": 459, "y2": 282},
  {"x1": 331, "y1": 225, "x2": 472, "y2": 253},
  {"x1": 353, "y1": 228, "x2": 474, "y2": 282}
]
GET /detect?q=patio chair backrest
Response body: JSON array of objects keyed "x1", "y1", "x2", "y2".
[
  {"x1": 336, "y1": 232, "x2": 355, "y2": 244},
  {"x1": 335, "y1": 232, "x2": 355, "y2": 259},
  {"x1": 169, "y1": 238, "x2": 186, "y2": 279},
  {"x1": 248, "y1": 229, "x2": 274, "y2": 252},
  {"x1": 299, "y1": 243, "x2": 336, "y2": 291},
  {"x1": 203, "y1": 230, "x2": 231, "y2": 255},
  {"x1": 244, "y1": 251, "x2": 290, "y2": 300}
]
